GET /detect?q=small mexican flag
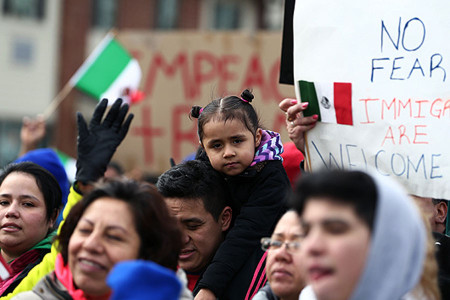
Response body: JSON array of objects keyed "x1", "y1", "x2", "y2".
[
  {"x1": 298, "y1": 80, "x2": 353, "y2": 125},
  {"x1": 70, "y1": 33, "x2": 143, "y2": 104}
]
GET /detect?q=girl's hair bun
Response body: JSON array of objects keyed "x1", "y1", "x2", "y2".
[
  {"x1": 190, "y1": 106, "x2": 203, "y2": 118},
  {"x1": 241, "y1": 89, "x2": 254, "y2": 103}
]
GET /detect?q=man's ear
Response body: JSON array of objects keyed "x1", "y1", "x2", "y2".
[
  {"x1": 220, "y1": 206, "x2": 232, "y2": 232},
  {"x1": 255, "y1": 128, "x2": 263, "y2": 148},
  {"x1": 435, "y1": 202, "x2": 448, "y2": 224}
]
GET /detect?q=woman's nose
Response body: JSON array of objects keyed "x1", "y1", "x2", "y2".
[
  {"x1": 5, "y1": 202, "x2": 20, "y2": 218},
  {"x1": 82, "y1": 231, "x2": 104, "y2": 253}
]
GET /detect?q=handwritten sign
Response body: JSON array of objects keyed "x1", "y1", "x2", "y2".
[
  {"x1": 293, "y1": 1, "x2": 450, "y2": 198},
  {"x1": 112, "y1": 31, "x2": 294, "y2": 175}
]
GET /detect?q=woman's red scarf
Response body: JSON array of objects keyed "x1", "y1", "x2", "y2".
[{"x1": 55, "y1": 254, "x2": 88, "y2": 300}]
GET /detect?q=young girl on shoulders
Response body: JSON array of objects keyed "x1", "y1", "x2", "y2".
[{"x1": 190, "y1": 89, "x2": 290, "y2": 299}]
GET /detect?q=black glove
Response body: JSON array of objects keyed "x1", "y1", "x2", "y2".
[{"x1": 75, "y1": 98, "x2": 134, "y2": 184}]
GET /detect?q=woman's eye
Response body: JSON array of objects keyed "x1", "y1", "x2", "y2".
[
  {"x1": 107, "y1": 234, "x2": 123, "y2": 241},
  {"x1": 233, "y1": 139, "x2": 242, "y2": 144},
  {"x1": 22, "y1": 202, "x2": 34, "y2": 207},
  {"x1": 77, "y1": 228, "x2": 92, "y2": 235},
  {"x1": 0, "y1": 201, "x2": 9, "y2": 206},
  {"x1": 212, "y1": 144, "x2": 222, "y2": 149}
]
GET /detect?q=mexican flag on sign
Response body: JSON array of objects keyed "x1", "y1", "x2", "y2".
[
  {"x1": 70, "y1": 33, "x2": 143, "y2": 104},
  {"x1": 298, "y1": 80, "x2": 353, "y2": 125}
]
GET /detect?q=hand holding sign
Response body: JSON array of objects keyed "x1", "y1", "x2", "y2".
[{"x1": 279, "y1": 98, "x2": 318, "y2": 155}]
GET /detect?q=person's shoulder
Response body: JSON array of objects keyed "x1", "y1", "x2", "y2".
[
  {"x1": 254, "y1": 160, "x2": 290, "y2": 184},
  {"x1": 252, "y1": 283, "x2": 279, "y2": 300}
]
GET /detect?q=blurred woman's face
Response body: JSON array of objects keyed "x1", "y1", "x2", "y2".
[
  {"x1": 0, "y1": 172, "x2": 53, "y2": 261},
  {"x1": 299, "y1": 198, "x2": 370, "y2": 300},
  {"x1": 266, "y1": 211, "x2": 305, "y2": 300},
  {"x1": 68, "y1": 197, "x2": 141, "y2": 296}
]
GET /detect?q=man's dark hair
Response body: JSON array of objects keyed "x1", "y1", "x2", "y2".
[
  {"x1": 432, "y1": 198, "x2": 448, "y2": 205},
  {"x1": 292, "y1": 170, "x2": 378, "y2": 231},
  {"x1": 157, "y1": 160, "x2": 230, "y2": 221}
]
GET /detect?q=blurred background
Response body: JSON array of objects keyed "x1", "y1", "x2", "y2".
[{"x1": 0, "y1": 0, "x2": 294, "y2": 180}]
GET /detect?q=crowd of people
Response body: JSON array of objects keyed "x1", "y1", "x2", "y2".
[{"x1": 0, "y1": 90, "x2": 447, "y2": 300}]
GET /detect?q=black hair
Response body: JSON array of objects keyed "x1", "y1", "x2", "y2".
[
  {"x1": 58, "y1": 178, "x2": 182, "y2": 271},
  {"x1": 157, "y1": 160, "x2": 231, "y2": 221},
  {"x1": 292, "y1": 170, "x2": 378, "y2": 231},
  {"x1": 432, "y1": 198, "x2": 448, "y2": 205},
  {"x1": 190, "y1": 89, "x2": 261, "y2": 142},
  {"x1": 0, "y1": 162, "x2": 62, "y2": 225}
]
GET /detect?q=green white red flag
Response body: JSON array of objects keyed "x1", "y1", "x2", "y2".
[
  {"x1": 298, "y1": 80, "x2": 353, "y2": 125},
  {"x1": 69, "y1": 33, "x2": 143, "y2": 105}
]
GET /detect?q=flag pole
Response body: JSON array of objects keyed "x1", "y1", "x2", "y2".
[
  {"x1": 42, "y1": 28, "x2": 119, "y2": 120},
  {"x1": 42, "y1": 81, "x2": 74, "y2": 120},
  {"x1": 304, "y1": 132, "x2": 312, "y2": 172}
]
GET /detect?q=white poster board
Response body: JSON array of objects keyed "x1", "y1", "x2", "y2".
[{"x1": 293, "y1": 1, "x2": 450, "y2": 198}]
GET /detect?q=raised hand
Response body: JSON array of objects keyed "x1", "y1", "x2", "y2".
[
  {"x1": 75, "y1": 98, "x2": 134, "y2": 185},
  {"x1": 19, "y1": 115, "x2": 46, "y2": 156}
]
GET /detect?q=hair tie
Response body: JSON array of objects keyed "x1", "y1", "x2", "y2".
[
  {"x1": 199, "y1": 108, "x2": 204, "y2": 114},
  {"x1": 240, "y1": 97, "x2": 249, "y2": 103}
]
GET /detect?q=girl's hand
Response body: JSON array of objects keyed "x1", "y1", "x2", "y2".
[{"x1": 279, "y1": 98, "x2": 318, "y2": 154}]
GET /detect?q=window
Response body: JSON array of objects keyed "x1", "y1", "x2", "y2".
[
  {"x1": 157, "y1": 0, "x2": 178, "y2": 29},
  {"x1": 92, "y1": 0, "x2": 117, "y2": 29},
  {"x1": 214, "y1": 1, "x2": 239, "y2": 29},
  {"x1": 2, "y1": 0, "x2": 45, "y2": 20}
]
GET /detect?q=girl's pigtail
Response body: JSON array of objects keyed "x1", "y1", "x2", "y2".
[
  {"x1": 190, "y1": 106, "x2": 203, "y2": 119},
  {"x1": 241, "y1": 89, "x2": 254, "y2": 103}
]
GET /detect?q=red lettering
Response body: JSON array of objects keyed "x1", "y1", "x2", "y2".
[
  {"x1": 381, "y1": 98, "x2": 396, "y2": 120},
  {"x1": 397, "y1": 99, "x2": 412, "y2": 118},
  {"x1": 443, "y1": 100, "x2": 450, "y2": 118},
  {"x1": 413, "y1": 125, "x2": 428, "y2": 144},
  {"x1": 430, "y1": 99, "x2": 443, "y2": 118},
  {"x1": 193, "y1": 51, "x2": 219, "y2": 99},
  {"x1": 172, "y1": 105, "x2": 199, "y2": 161},
  {"x1": 359, "y1": 98, "x2": 379, "y2": 124},
  {"x1": 143, "y1": 52, "x2": 193, "y2": 100},
  {"x1": 398, "y1": 125, "x2": 410, "y2": 145},
  {"x1": 413, "y1": 100, "x2": 428, "y2": 118},
  {"x1": 132, "y1": 106, "x2": 164, "y2": 165},
  {"x1": 381, "y1": 126, "x2": 395, "y2": 146}
]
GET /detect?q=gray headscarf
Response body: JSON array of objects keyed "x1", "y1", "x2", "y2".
[{"x1": 349, "y1": 172, "x2": 426, "y2": 300}]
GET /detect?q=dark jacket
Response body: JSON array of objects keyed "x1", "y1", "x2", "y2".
[
  {"x1": 433, "y1": 232, "x2": 450, "y2": 300},
  {"x1": 195, "y1": 158, "x2": 290, "y2": 299}
]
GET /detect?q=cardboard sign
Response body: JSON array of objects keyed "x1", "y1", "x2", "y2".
[
  {"x1": 293, "y1": 0, "x2": 450, "y2": 198},
  {"x1": 113, "y1": 31, "x2": 295, "y2": 175}
]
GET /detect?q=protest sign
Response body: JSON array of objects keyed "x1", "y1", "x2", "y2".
[
  {"x1": 293, "y1": 0, "x2": 450, "y2": 198},
  {"x1": 113, "y1": 31, "x2": 294, "y2": 175}
]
